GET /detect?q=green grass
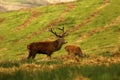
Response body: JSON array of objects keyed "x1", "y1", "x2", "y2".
[
  {"x1": 68, "y1": 0, "x2": 120, "y2": 39},
  {"x1": 56, "y1": 0, "x2": 104, "y2": 28},
  {"x1": 81, "y1": 25, "x2": 120, "y2": 50},
  {"x1": 0, "y1": 63, "x2": 120, "y2": 80},
  {"x1": 0, "y1": 11, "x2": 31, "y2": 34}
]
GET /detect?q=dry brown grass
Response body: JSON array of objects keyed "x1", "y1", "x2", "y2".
[
  {"x1": 0, "y1": 53, "x2": 120, "y2": 74},
  {"x1": 111, "y1": 45, "x2": 120, "y2": 57},
  {"x1": 0, "y1": 18, "x2": 4, "y2": 23},
  {"x1": 0, "y1": 67, "x2": 18, "y2": 74},
  {"x1": 75, "y1": 75, "x2": 90, "y2": 80},
  {"x1": 63, "y1": 54, "x2": 120, "y2": 67}
]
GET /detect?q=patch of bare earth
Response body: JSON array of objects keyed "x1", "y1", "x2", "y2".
[
  {"x1": 0, "y1": 36, "x2": 4, "y2": 42},
  {"x1": 15, "y1": 10, "x2": 40, "y2": 31},
  {"x1": 75, "y1": 75, "x2": 90, "y2": 80},
  {"x1": 0, "y1": 18, "x2": 4, "y2": 23},
  {"x1": 17, "y1": 3, "x2": 76, "y2": 43},
  {"x1": 77, "y1": 16, "x2": 120, "y2": 42},
  {"x1": 67, "y1": 0, "x2": 110, "y2": 33}
]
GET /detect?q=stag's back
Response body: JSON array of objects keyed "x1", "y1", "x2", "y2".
[{"x1": 27, "y1": 41, "x2": 56, "y2": 52}]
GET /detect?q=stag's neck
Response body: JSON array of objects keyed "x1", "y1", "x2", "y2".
[{"x1": 54, "y1": 39, "x2": 63, "y2": 50}]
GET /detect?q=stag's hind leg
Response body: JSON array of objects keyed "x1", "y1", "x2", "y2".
[{"x1": 47, "y1": 53, "x2": 52, "y2": 60}]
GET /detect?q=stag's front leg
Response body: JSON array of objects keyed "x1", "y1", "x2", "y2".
[
  {"x1": 32, "y1": 53, "x2": 36, "y2": 59},
  {"x1": 27, "y1": 51, "x2": 32, "y2": 59}
]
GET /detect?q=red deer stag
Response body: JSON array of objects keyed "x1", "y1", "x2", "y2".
[
  {"x1": 27, "y1": 27, "x2": 67, "y2": 59},
  {"x1": 65, "y1": 45, "x2": 83, "y2": 58}
]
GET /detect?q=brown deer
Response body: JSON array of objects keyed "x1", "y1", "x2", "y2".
[
  {"x1": 65, "y1": 45, "x2": 83, "y2": 58},
  {"x1": 27, "y1": 27, "x2": 68, "y2": 59}
]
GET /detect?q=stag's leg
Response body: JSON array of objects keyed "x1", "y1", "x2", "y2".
[
  {"x1": 27, "y1": 51, "x2": 32, "y2": 59},
  {"x1": 32, "y1": 53, "x2": 36, "y2": 59},
  {"x1": 47, "y1": 53, "x2": 52, "y2": 60},
  {"x1": 27, "y1": 54, "x2": 31, "y2": 59},
  {"x1": 75, "y1": 56, "x2": 80, "y2": 62}
]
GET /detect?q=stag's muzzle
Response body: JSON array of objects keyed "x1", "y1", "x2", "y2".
[{"x1": 64, "y1": 41, "x2": 68, "y2": 44}]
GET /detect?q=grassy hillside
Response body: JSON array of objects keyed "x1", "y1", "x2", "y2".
[{"x1": 0, "y1": 0, "x2": 120, "y2": 80}]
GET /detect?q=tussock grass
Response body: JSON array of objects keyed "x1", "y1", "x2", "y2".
[{"x1": 0, "y1": 61, "x2": 120, "y2": 80}]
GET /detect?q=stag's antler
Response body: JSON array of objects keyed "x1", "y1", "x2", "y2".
[
  {"x1": 58, "y1": 27, "x2": 68, "y2": 37},
  {"x1": 50, "y1": 27, "x2": 68, "y2": 38},
  {"x1": 50, "y1": 28, "x2": 61, "y2": 37}
]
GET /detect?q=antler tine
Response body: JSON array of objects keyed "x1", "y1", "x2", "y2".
[
  {"x1": 49, "y1": 27, "x2": 68, "y2": 38},
  {"x1": 50, "y1": 28, "x2": 61, "y2": 37},
  {"x1": 61, "y1": 31, "x2": 68, "y2": 37},
  {"x1": 58, "y1": 27, "x2": 68, "y2": 37},
  {"x1": 58, "y1": 27, "x2": 64, "y2": 32}
]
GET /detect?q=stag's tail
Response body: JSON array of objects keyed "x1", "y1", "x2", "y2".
[{"x1": 27, "y1": 44, "x2": 30, "y2": 49}]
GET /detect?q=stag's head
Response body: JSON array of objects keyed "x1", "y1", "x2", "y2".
[{"x1": 50, "y1": 27, "x2": 68, "y2": 44}]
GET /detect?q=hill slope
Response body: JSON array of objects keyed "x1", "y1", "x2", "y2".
[
  {"x1": 0, "y1": 0, "x2": 120, "y2": 80},
  {"x1": 0, "y1": 0, "x2": 120, "y2": 60}
]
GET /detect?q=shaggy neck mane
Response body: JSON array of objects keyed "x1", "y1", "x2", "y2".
[{"x1": 54, "y1": 39, "x2": 63, "y2": 50}]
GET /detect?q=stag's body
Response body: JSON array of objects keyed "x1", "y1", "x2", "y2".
[
  {"x1": 27, "y1": 38, "x2": 66, "y2": 59},
  {"x1": 65, "y1": 45, "x2": 83, "y2": 57},
  {"x1": 27, "y1": 27, "x2": 67, "y2": 59}
]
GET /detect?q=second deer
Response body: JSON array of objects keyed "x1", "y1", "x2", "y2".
[{"x1": 65, "y1": 45, "x2": 83, "y2": 58}]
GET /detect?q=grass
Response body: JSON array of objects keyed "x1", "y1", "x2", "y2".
[
  {"x1": 0, "y1": 0, "x2": 120, "y2": 79},
  {"x1": 0, "y1": 62, "x2": 120, "y2": 80},
  {"x1": 0, "y1": 55, "x2": 120, "y2": 80},
  {"x1": 56, "y1": 0, "x2": 104, "y2": 28},
  {"x1": 69, "y1": 0, "x2": 120, "y2": 38},
  {"x1": 81, "y1": 23, "x2": 120, "y2": 56},
  {"x1": 81, "y1": 25, "x2": 120, "y2": 50}
]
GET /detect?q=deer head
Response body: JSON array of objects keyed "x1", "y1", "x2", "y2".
[{"x1": 50, "y1": 27, "x2": 68, "y2": 49}]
